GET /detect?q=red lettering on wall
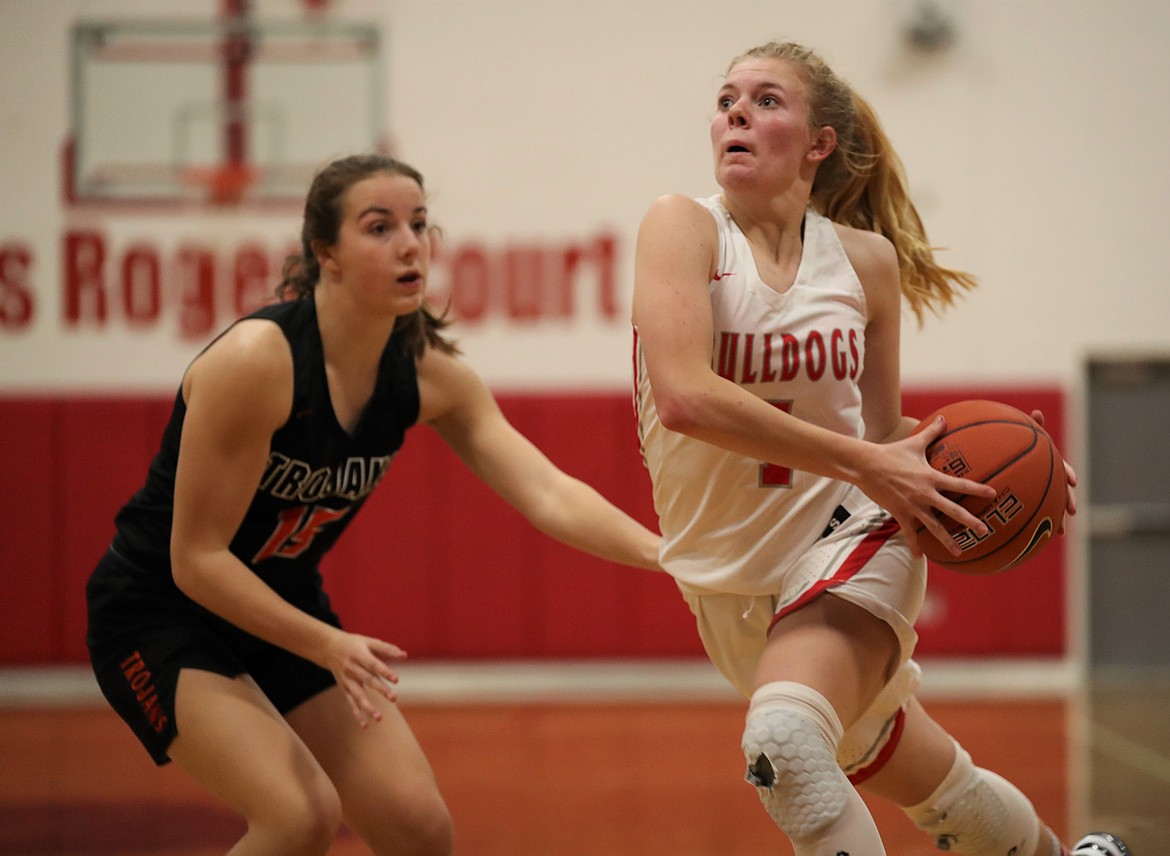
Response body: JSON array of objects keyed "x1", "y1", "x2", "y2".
[
  {"x1": 448, "y1": 245, "x2": 490, "y2": 322},
  {"x1": 505, "y1": 247, "x2": 544, "y2": 321},
  {"x1": 233, "y1": 243, "x2": 272, "y2": 317},
  {"x1": 121, "y1": 244, "x2": 160, "y2": 326},
  {"x1": 593, "y1": 233, "x2": 618, "y2": 319},
  {"x1": 63, "y1": 230, "x2": 107, "y2": 325},
  {"x1": 430, "y1": 232, "x2": 621, "y2": 324},
  {"x1": 55, "y1": 230, "x2": 294, "y2": 339},
  {"x1": 0, "y1": 242, "x2": 34, "y2": 330},
  {"x1": 176, "y1": 245, "x2": 216, "y2": 340},
  {"x1": 50, "y1": 229, "x2": 623, "y2": 339}
]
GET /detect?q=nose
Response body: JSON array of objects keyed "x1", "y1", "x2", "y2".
[
  {"x1": 726, "y1": 99, "x2": 749, "y2": 127},
  {"x1": 396, "y1": 226, "x2": 420, "y2": 260}
]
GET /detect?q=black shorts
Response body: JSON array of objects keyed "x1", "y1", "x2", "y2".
[{"x1": 86, "y1": 547, "x2": 340, "y2": 766}]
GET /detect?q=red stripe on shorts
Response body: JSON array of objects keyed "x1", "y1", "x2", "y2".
[{"x1": 768, "y1": 515, "x2": 901, "y2": 632}]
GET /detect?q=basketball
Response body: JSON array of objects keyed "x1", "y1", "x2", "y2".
[{"x1": 910, "y1": 399, "x2": 1067, "y2": 575}]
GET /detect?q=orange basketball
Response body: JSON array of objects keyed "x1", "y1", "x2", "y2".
[{"x1": 911, "y1": 399, "x2": 1067, "y2": 575}]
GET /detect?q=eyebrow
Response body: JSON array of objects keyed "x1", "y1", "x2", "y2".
[
  {"x1": 357, "y1": 205, "x2": 427, "y2": 218},
  {"x1": 718, "y1": 80, "x2": 786, "y2": 95}
]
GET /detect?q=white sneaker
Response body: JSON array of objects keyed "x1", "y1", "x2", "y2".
[{"x1": 1071, "y1": 832, "x2": 1133, "y2": 856}]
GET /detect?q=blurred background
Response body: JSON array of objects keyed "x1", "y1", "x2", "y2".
[{"x1": 1, "y1": 0, "x2": 1167, "y2": 853}]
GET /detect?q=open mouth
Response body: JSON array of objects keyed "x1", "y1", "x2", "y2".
[{"x1": 398, "y1": 271, "x2": 421, "y2": 283}]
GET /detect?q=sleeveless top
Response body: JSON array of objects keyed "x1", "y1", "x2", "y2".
[
  {"x1": 634, "y1": 197, "x2": 867, "y2": 594},
  {"x1": 111, "y1": 297, "x2": 420, "y2": 606}
]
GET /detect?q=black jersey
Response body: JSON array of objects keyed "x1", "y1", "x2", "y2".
[{"x1": 111, "y1": 297, "x2": 420, "y2": 604}]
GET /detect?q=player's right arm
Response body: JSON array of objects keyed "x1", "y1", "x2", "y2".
[
  {"x1": 633, "y1": 196, "x2": 989, "y2": 553},
  {"x1": 170, "y1": 320, "x2": 403, "y2": 725},
  {"x1": 634, "y1": 195, "x2": 877, "y2": 480}
]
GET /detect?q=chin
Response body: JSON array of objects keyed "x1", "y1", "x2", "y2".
[
  {"x1": 391, "y1": 293, "x2": 425, "y2": 316},
  {"x1": 715, "y1": 164, "x2": 755, "y2": 188}
]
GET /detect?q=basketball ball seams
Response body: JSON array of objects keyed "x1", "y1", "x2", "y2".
[
  {"x1": 911, "y1": 400, "x2": 1067, "y2": 575},
  {"x1": 930, "y1": 426, "x2": 1058, "y2": 571},
  {"x1": 1000, "y1": 435, "x2": 1065, "y2": 571},
  {"x1": 915, "y1": 420, "x2": 1038, "y2": 535}
]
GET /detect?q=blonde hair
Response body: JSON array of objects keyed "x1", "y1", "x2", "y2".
[{"x1": 730, "y1": 42, "x2": 976, "y2": 323}]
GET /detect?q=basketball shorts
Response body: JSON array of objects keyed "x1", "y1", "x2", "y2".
[
  {"x1": 86, "y1": 546, "x2": 340, "y2": 766},
  {"x1": 676, "y1": 487, "x2": 926, "y2": 775}
]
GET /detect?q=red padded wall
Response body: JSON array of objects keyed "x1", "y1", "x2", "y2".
[
  {"x1": 0, "y1": 386, "x2": 1068, "y2": 665},
  {"x1": 0, "y1": 399, "x2": 58, "y2": 661}
]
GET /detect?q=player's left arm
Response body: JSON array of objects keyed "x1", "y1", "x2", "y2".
[
  {"x1": 416, "y1": 346, "x2": 662, "y2": 571},
  {"x1": 846, "y1": 226, "x2": 912, "y2": 446},
  {"x1": 840, "y1": 225, "x2": 994, "y2": 552}
]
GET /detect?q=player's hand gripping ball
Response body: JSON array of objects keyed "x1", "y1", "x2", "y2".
[{"x1": 911, "y1": 400, "x2": 1068, "y2": 575}]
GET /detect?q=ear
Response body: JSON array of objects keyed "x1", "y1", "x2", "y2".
[
  {"x1": 807, "y1": 126, "x2": 837, "y2": 164},
  {"x1": 311, "y1": 239, "x2": 337, "y2": 276}
]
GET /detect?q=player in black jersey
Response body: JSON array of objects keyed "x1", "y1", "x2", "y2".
[{"x1": 86, "y1": 153, "x2": 662, "y2": 855}]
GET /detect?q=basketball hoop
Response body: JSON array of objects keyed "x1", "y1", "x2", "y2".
[{"x1": 181, "y1": 163, "x2": 257, "y2": 205}]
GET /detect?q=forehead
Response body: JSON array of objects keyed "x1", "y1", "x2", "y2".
[
  {"x1": 342, "y1": 171, "x2": 424, "y2": 214},
  {"x1": 722, "y1": 57, "x2": 805, "y2": 92}
]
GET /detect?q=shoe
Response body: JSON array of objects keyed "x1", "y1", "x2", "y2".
[{"x1": 1071, "y1": 832, "x2": 1133, "y2": 856}]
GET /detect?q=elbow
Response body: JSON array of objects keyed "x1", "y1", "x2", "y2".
[
  {"x1": 170, "y1": 557, "x2": 198, "y2": 599},
  {"x1": 169, "y1": 545, "x2": 212, "y2": 602},
  {"x1": 655, "y1": 392, "x2": 703, "y2": 435}
]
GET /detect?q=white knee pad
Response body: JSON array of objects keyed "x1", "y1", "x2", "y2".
[
  {"x1": 741, "y1": 681, "x2": 851, "y2": 839},
  {"x1": 904, "y1": 739, "x2": 1042, "y2": 856}
]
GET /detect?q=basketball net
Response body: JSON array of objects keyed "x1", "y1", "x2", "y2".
[{"x1": 181, "y1": 163, "x2": 257, "y2": 206}]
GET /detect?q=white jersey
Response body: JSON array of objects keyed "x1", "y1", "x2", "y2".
[{"x1": 635, "y1": 197, "x2": 868, "y2": 594}]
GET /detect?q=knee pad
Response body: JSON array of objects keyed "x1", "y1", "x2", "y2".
[
  {"x1": 741, "y1": 681, "x2": 851, "y2": 839},
  {"x1": 904, "y1": 740, "x2": 1042, "y2": 856}
]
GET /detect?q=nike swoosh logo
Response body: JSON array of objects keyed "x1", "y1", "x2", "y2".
[
  {"x1": 712, "y1": 271, "x2": 735, "y2": 281},
  {"x1": 1006, "y1": 518, "x2": 1054, "y2": 570}
]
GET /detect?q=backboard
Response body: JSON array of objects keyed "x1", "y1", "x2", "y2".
[{"x1": 66, "y1": 15, "x2": 386, "y2": 207}]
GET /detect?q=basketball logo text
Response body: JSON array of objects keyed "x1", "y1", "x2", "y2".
[
  {"x1": 928, "y1": 444, "x2": 971, "y2": 479},
  {"x1": 954, "y1": 490, "x2": 1023, "y2": 552}
]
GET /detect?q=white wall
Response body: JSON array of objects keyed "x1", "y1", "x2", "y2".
[{"x1": 2, "y1": 0, "x2": 1168, "y2": 393}]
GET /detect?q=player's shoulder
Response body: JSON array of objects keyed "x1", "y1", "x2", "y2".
[
  {"x1": 831, "y1": 221, "x2": 897, "y2": 280},
  {"x1": 416, "y1": 342, "x2": 486, "y2": 423},
  {"x1": 642, "y1": 193, "x2": 714, "y2": 226},
  {"x1": 205, "y1": 318, "x2": 290, "y2": 371},
  {"x1": 831, "y1": 220, "x2": 895, "y2": 259},
  {"x1": 185, "y1": 318, "x2": 293, "y2": 408},
  {"x1": 639, "y1": 194, "x2": 719, "y2": 252}
]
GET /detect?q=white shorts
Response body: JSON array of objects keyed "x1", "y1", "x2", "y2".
[{"x1": 676, "y1": 488, "x2": 926, "y2": 775}]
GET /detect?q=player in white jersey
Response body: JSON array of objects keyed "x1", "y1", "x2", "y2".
[{"x1": 633, "y1": 41, "x2": 1124, "y2": 856}]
